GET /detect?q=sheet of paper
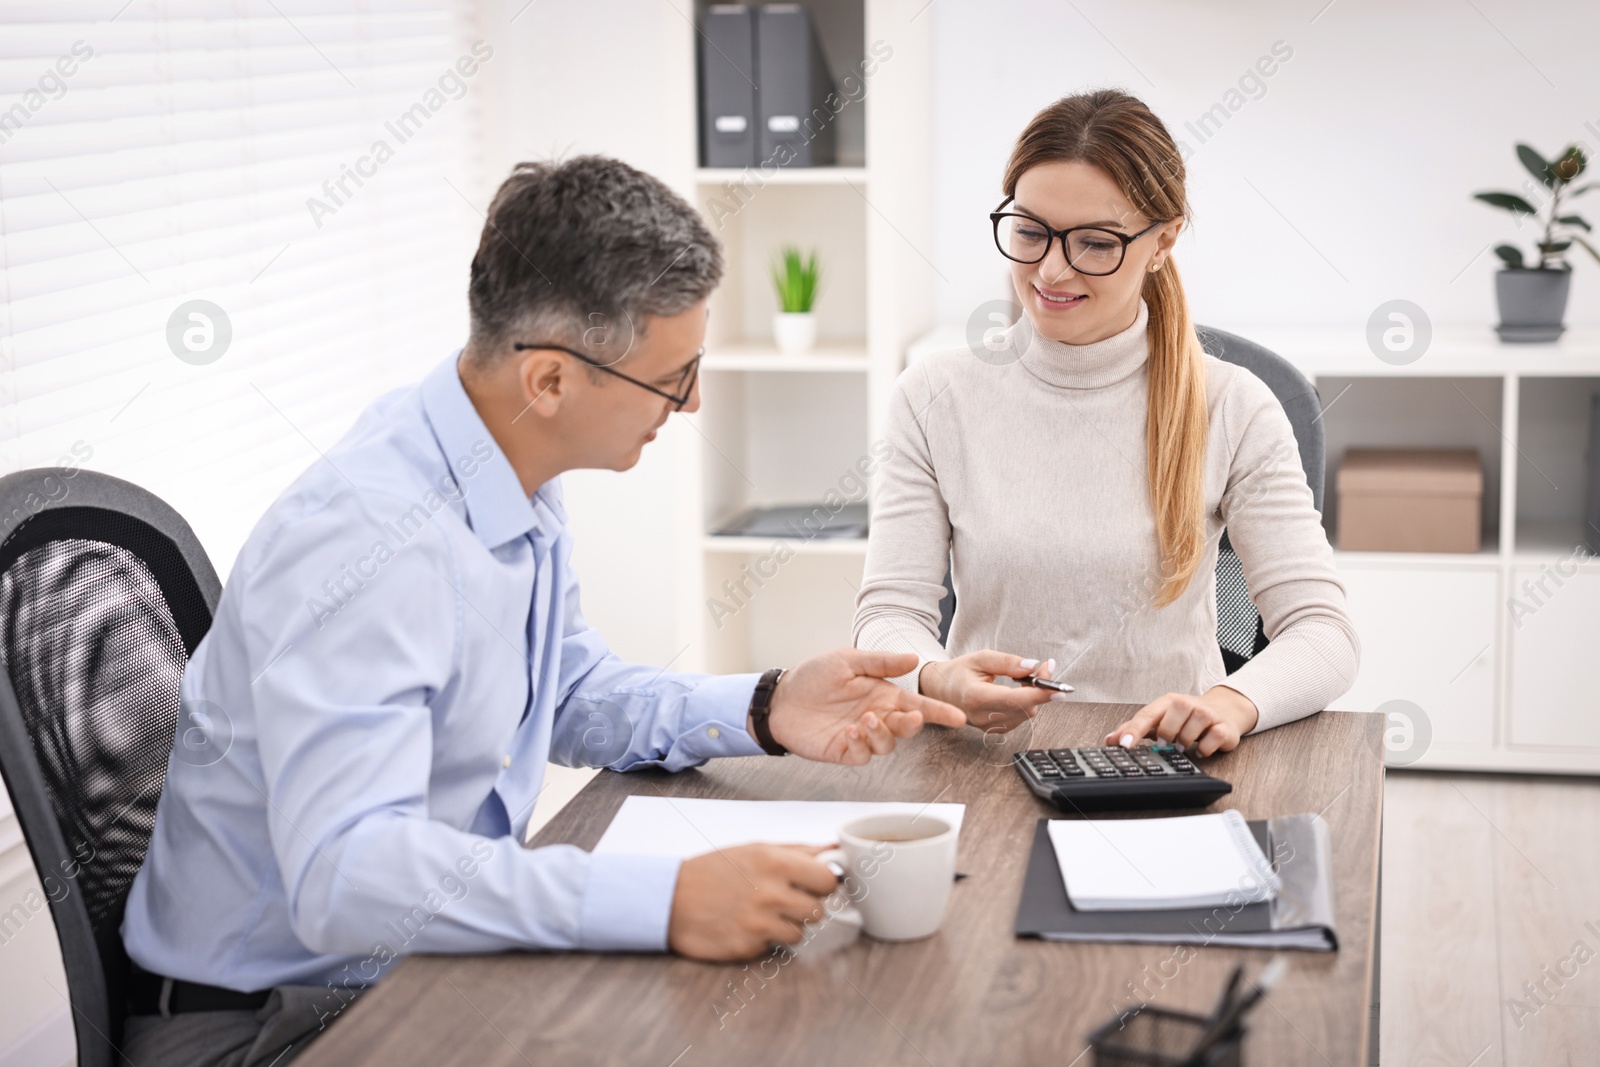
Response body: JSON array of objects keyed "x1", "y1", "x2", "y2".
[
  {"x1": 1046, "y1": 810, "x2": 1278, "y2": 911},
  {"x1": 593, "y1": 797, "x2": 965, "y2": 857}
]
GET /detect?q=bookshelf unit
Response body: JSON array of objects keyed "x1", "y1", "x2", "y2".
[{"x1": 674, "y1": 0, "x2": 933, "y2": 675}]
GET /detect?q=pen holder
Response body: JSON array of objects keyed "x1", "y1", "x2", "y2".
[{"x1": 1086, "y1": 1005, "x2": 1246, "y2": 1067}]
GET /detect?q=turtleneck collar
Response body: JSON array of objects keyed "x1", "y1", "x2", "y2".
[{"x1": 1010, "y1": 296, "x2": 1150, "y2": 390}]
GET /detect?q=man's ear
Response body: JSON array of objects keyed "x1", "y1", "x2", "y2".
[{"x1": 515, "y1": 350, "x2": 569, "y2": 419}]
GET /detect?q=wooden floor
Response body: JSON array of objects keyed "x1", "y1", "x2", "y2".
[{"x1": 1381, "y1": 769, "x2": 1600, "y2": 1066}]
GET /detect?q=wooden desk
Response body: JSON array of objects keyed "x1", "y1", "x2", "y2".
[{"x1": 300, "y1": 705, "x2": 1383, "y2": 1067}]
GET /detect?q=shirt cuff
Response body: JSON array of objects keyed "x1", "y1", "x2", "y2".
[
  {"x1": 578, "y1": 852, "x2": 683, "y2": 951},
  {"x1": 679, "y1": 671, "x2": 767, "y2": 758}
]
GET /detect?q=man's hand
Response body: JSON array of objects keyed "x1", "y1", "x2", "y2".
[
  {"x1": 759, "y1": 649, "x2": 965, "y2": 765},
  {"x1": 1103, "y1": 686, "x2": 1260, "y2": 757},
  {"x1": 918, "y1": 651, "x2": 1062, "y2": 733},
  {"x1": 667, "y1": 844, "x2": 839, "y2": 961}
]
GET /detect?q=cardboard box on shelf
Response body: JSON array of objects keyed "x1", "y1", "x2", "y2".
[{"x1": 1336, "y1": 448, "x2": 1484, "y2": 553}]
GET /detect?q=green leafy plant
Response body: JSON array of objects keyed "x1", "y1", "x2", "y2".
[
  {"x1": 770, "y1": 246, "x2": 820, "y2": 313},
  {"x1": 1473, "y1": 143, "x2": 1600, "y2": 270}
]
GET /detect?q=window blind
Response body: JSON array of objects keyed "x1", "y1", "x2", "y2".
[{"x1": 0, "y1": 0, "x2": 487, "y2": 576}]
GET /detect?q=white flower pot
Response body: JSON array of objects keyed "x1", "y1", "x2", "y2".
[{"x1": 772, "y1": 312, "x2": 817, "y2": 354}]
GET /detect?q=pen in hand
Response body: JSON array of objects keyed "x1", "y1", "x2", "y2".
[{"x1": 1018, "y1": 675, "x2": 1074, "y2": 694}]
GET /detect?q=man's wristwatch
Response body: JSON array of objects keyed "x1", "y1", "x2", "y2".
[{"x1": 747, "y1": 668, "x2": 788, "y2": 756}]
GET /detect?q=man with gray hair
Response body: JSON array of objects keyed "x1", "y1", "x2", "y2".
[{"x1": 119, "y1": 156, "x2": 965, "y2": 1066}]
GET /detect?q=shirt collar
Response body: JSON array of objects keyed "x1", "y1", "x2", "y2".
[{"x1": 420, "y1": 349, "x2": 561, "y2": 551}]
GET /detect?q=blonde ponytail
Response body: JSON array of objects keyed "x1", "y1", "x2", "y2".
[{"x1": 1141, "y1": 259, "x2": 1208, "y2": 605}]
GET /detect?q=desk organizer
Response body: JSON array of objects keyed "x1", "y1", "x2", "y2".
[{"x1": 1086, "y1": 1005, "x2": 1246, "y2": 1067}]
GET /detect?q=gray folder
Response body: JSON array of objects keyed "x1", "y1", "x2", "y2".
[
  {"x1": 755, "y1": 4, "x2": 836, "y2": 168},
  {"x1": 699, "y1": 5, "x2": 758, "y2": 167},
  {"x1": 1015, "y1": 814, "x2": 1338, "y2": 951},
  {"x1": 712, "y1": 503, "x2": 868, "y2": 541}
]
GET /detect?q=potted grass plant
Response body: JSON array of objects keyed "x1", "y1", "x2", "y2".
[
  {"x1": 770, "y1": 246, "x2": 820, "y2": 354},
  {"x1": 1473, "y1": 143, "x2": 1599, "y2": 342}
]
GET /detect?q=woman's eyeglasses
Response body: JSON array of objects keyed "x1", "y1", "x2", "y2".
[
  {"x1": 511, "y1": 342, "x2": 703, "y2": 410},
  {"x1": 990, "y1": 196, "x2": 1165, "y2": 276}
]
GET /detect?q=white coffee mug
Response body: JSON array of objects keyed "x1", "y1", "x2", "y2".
[{"x1": 817, "y1": 813, "x2": 958, "y2": 941}]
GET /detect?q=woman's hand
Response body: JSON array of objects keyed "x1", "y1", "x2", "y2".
[
  {"x1": 917, "y1": 651, "x2": 1064, "y2": 734},
  {"x1": 1104, "y1": 685, "x2": 1260, "y2": 757}
]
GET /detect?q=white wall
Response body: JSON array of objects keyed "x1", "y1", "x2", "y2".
[
  {"x1": 474, "y1": 0, "x2": 700, "y2": 670},
  {"x1": 930, "y1": 0, "x2": 1600, "y2": 332}
]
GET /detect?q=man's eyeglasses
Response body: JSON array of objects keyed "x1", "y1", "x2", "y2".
[
  {"x1": 511, "y1": 342, "x2": 703, "y2": 411},
  {"x1": 989, "y1": 195, "x2": 1165, "y2": 276}
]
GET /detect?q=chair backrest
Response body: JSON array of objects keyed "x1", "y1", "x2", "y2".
[
  {"x1": 933, "y1": 326, "x2": 1325, "y2": 676},
  {"x1": 0, "y1": 469, "x2": 220, "y2": 1067},
  {"x1": 1196, "y1": 325, "x2": 1324, "y2": 674}
]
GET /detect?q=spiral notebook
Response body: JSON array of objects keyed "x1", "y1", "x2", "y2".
[
  {"x1": 1016, "y1": 813, "x2": 1339, "y2": 951},
  {"x1": 1047, "y1": 810, "x2": 1280, "y2": 911}
]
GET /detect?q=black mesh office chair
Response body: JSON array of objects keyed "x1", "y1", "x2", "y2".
[
  {"x1": 0, "y1": 469, "x2": 221, "y2": 1067},
  {"x1": 935, "y1": 325, "x2": 1325, "y2": 673}
]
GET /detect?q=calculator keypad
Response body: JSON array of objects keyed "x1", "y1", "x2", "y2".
[
  {"x1": 1013, "y1": 743, "x2": 1230, "y2": 811},
  {"x1": 1020, "y1": 745, "x2": 1200, "y2": 780}
]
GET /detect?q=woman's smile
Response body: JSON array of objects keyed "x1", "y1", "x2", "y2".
[{"x1": 1031, "y1": 282, "x2": 1088, "y2": 310}]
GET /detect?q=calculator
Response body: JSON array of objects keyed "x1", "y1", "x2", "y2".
[{"x1": 1012, "y1": 744, "x2": 1233, "y2": 811}]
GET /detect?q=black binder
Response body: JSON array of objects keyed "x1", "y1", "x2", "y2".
[
  {"x1": 699, "y1": 5, "x2": 758, "y2": 167},
  {"x1": 1014, "y1": 815, "x2": 1339, "y2": 951},
  {"x1": 755, "y1": 4, "x2": 836, "y2": 167}
]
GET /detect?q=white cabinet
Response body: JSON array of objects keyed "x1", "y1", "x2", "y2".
[
  {"x1": 1336, "y1": 564, "x2": 1499, "y2": 753},
  {"x1": 1219, "y1": 329, "x2": 1600, "y2": 774},
  {"x1": 1509, "y1": 566, "x2": 1600, "y2": 749}
]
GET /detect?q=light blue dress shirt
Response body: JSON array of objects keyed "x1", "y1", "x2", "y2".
[{"x1": 122, "y1": 351, "x2": 765, "y2": 992}]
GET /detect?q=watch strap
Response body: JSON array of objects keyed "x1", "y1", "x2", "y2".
[{"x1": 748, "y1": 667, "x2": 788, "y2": 756}]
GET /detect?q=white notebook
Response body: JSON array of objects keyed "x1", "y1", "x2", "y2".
[{"x1": 1046, "y1": 810, "x2": 1280, "y2": 912}]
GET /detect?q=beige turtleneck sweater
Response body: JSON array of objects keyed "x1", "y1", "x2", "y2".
[{"x1": 852, "y1": 297, "x2": 1359, "y2": 734}]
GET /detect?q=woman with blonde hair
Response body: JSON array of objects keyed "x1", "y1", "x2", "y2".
[{"x1": 852, "y1": 89, "x2": 1358, "y2": 757}]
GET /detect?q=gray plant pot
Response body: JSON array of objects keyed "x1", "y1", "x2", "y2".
[{"x1": 1495, "y1": 267, "x2": 1571, "y2": 342}]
